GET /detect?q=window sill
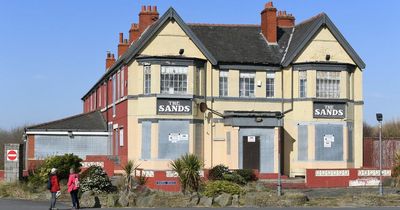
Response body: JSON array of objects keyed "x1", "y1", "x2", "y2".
[{"x1": 157, "y1": 94, "x2": 193, "y2": 99}]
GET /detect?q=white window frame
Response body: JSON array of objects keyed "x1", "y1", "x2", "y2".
[
  {"x1": 112, "y1": 74, "x2": 116, "y2": 117},
  {"x1": 144, "y1": 65, "x2": 151, "y2": 95},
  {"x1": 239, "y1": 72, "x2": 255, "y2": 97},
  {"x1": 117, "y1": 71, "x2": 120, "y2": 99},
  {"x1": 299, "y1": 71, "x2": 307, "y2": 98},
  {"x1": 160, "y1": 66, "x2": 188, "y2": 95},
  {"x1": 99, "y1": 86, "x2": 102, "y2": 107},
  {"x1": 316, "y1": 71, "x2": 340, "y2": 98},
  {"x1": 266, "y1": 72, "x2": 275, "y2": 98},
  {"x1": 121, "y1": 69, "x2": 124, "y2": 98},
  {"x1": 119, "y1": 127, "x2": 124, "y2": 147},
  {"x1": 219, "y1": 70, "x2": 228, "y2": 97}
]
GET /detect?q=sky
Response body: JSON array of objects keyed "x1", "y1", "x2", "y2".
[{"x1": 0, "y1": 0, "x2": 399, "y2": 130}]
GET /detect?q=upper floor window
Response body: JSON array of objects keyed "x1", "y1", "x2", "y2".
[
  {"x1": 299, "y1": 71, "x2": 307, "y2": 98},
  {"x1": 266, "y1": 72, "x2": 275, "y2": 98},
  {"x1": 144, "y1": 65, "x2": 151, "y2": 95},
  {"x1": 219, "y1": 70, "x2": 228, "y2": 97},
  {"x1": 239, "y1": 72, "x2": 255, "y2": 97},
  {"x1": 120, "y1": 69, "x2": 125, "y2": 98},
  {"x1": 160, "y1": 66, "x2": 188, "y2": 94},
  {"x1": 316, "y1": 71, "x2": 340, "y2": 98}
]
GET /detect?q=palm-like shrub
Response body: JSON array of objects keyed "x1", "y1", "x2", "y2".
[
  {"x1": 122, "y1": 160, "x2": 138, "y2": 192},
  {"x1": 170, "y1": 154, "x2": 203, "y2": 194}
]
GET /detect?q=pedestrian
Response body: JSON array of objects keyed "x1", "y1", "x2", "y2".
[
  {"x1": 48, "y1": 168, "x2": 60, "y2": 210},
  {"x1": 67, "y1": 167, "x2": 80, "y2": 209}
]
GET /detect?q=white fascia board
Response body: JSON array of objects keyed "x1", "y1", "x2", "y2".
[{"x1": 25, "y1": 131, "x2": 109, "y2": 136}]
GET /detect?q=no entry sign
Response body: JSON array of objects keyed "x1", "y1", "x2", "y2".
[{"x1": 6, "y1": 150, "x2": 18, "y2": 161}]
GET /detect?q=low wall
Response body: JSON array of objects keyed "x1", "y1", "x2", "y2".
[
  {"x1": 306, "y1": 168, "x2": 392, "y2": 188},
  {"x1": 83, "y1": 155, "x2": 116, "y2": 176}
]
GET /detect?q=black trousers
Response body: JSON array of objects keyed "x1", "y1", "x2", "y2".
[{"x1": 70, "y1": 189, "x2": 80, "y2": 209}]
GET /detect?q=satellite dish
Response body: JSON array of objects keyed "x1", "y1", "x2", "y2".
[{"x1": 199, "y1": 102, "x2": 208, "y2": 113}]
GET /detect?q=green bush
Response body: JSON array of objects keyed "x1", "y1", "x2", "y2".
[
  {"x1": 80, "y1": 166, "x2": 115, "y2": 193},
  {"x1": 222, "y1": 173, "x2": 246, "y2": 185},
  {"x1": 203, "y1": 180, "x2": 243, "y2": 197},
  {"x1": 28, "y1": 154, "x2": 82, "y2": 184},
  {"x1": 208, "y1": 164, "x2": 230, "y2": 181},
  {"x1": 235, "y1": 169, "x2": 258, "y2": 182}
]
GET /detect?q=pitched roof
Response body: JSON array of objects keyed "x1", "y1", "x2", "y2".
[
  {"x1": 26, "y1": 111, "x2": 107, "y2": 132},
  {"x1": 82, "y1": 8, "x2": 365, "y2": 100},
  {"x1": 189, "y1": 24, "x2": 292, "y2": 65},
  {"x1": 282, "y1": 13, "x2": 366, "y2": 69}
]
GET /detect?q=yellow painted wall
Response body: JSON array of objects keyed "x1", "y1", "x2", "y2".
[
  {"x1": 294, "y1": 28, "x2": 355, "y2": 64},
  {"x1": 122, "y1": 15, "x2": 364, "y2": 176},
  {"x1": 139, "y1": 21, "x2": 206, "y2": 59}
]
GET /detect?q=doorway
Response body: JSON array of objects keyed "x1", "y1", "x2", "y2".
[{"x1": 242, "y1": 136, "x2": 260, "y2": 170}]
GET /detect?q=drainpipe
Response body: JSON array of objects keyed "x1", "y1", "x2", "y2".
[{"x1": 210, "y1": 65, "x2": 214, "y2": 167}]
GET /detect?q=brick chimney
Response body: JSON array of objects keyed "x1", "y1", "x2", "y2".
[
  {"x1": 261, "y1": 1, "x2": 277, "y2": 43},
  {"x1": 129, "y1": 23, "x2": 140, "y2": 44},
  {"x1": 118, "y1": 33, "x2": 129, "y2": 58},
  {"x1": 139, "y1": 5, "x2": 159, "y2": 34},
  {"x1": 105, "y1": 52, "x2": 115, "y2": 70},
  {"x1": 277, "y1": 11, "x2": 295, "y2": 28}
]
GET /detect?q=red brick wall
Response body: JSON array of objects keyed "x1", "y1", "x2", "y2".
[
  {"x1": 84, "y1": 155, "x2": 116, "y2": 176},
  {"x1": 0, "y1": 170, "x2": 4, "y2": 181},
  {"x1": 27, "y1": 135, "x2": 35, "y2": 159}
]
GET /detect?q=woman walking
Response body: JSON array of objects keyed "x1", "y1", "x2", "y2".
[
  {"x1": 67, "y1": 168, "x2": 80, "y2": 209},
  {"x1": 49, "y1": 168, "x2": 60, "y2": 210}
]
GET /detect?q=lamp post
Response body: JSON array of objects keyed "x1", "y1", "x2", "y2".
[{"x1": 376, "y1": 113, "x2": 383, "y2": 196}]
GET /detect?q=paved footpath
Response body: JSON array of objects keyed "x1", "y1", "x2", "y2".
[{"x1": 1, "y1": 199, "x2": 400, "y2": 210}]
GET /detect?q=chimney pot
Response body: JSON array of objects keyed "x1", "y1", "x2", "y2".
[
  {"x1": 265, "y1": 1, "x2": 273, "y2": 8},
  {"x1": 141, "y1": 5, "x2": 146, "y2": 11},
  {"x1": 277, "y1": 9, "x2": 295, "y2": 28},
  {"x1": 139, "y1": 5, "x2": 159, "y2": 34},
  {"x1": 106, "y1": 51, "x2": 116, "y2": 70},
  {"x1": 119, "y1": 33, "x2": 124, "y2": 43}
]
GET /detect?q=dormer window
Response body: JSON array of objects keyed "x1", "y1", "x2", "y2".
[{"x1": 160, "y1": 66, "x2": 188, "y2": 94}]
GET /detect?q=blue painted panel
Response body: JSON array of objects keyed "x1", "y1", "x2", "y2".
[
  {"x1": 226, "y1": 131, "x2": 231, "y2": 155},
  {"x1": 141, "y1": 121, "x2": 152, "y2": 160},
  {"x1": 158, "y1": 120, "x2": 189, "y2": 159},
  {"x1": 348, "y1": 123, "x2": 353, "y2": 162},
  {"x1": 239, "y1": 128, "x2": 275, "y2": 173},
  {"x1": 315, "y1": 124, "x2": 343, "y2": 161},
  {"x1": 298, "y1": 125, "x2": 308, "y2": 161}
]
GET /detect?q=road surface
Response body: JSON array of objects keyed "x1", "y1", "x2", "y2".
[{"x1": 0, "y1": 199, "x2": 400, "y2": 210}]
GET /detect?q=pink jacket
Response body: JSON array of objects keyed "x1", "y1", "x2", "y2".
[{"x1": 67, "y1": 173, "x2": 79, "y2": 192}]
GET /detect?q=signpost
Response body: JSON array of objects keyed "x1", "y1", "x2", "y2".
[{"x1": 4, "y1": 144, "x2": 21, "y2": 182}]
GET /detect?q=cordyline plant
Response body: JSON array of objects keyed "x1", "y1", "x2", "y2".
[
  {"x1": 170, "y1": 153, "x2": 204, "y2": 194},
  {"x1": 122, "y1": 160, "x2": 139, "y2": 192}
]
